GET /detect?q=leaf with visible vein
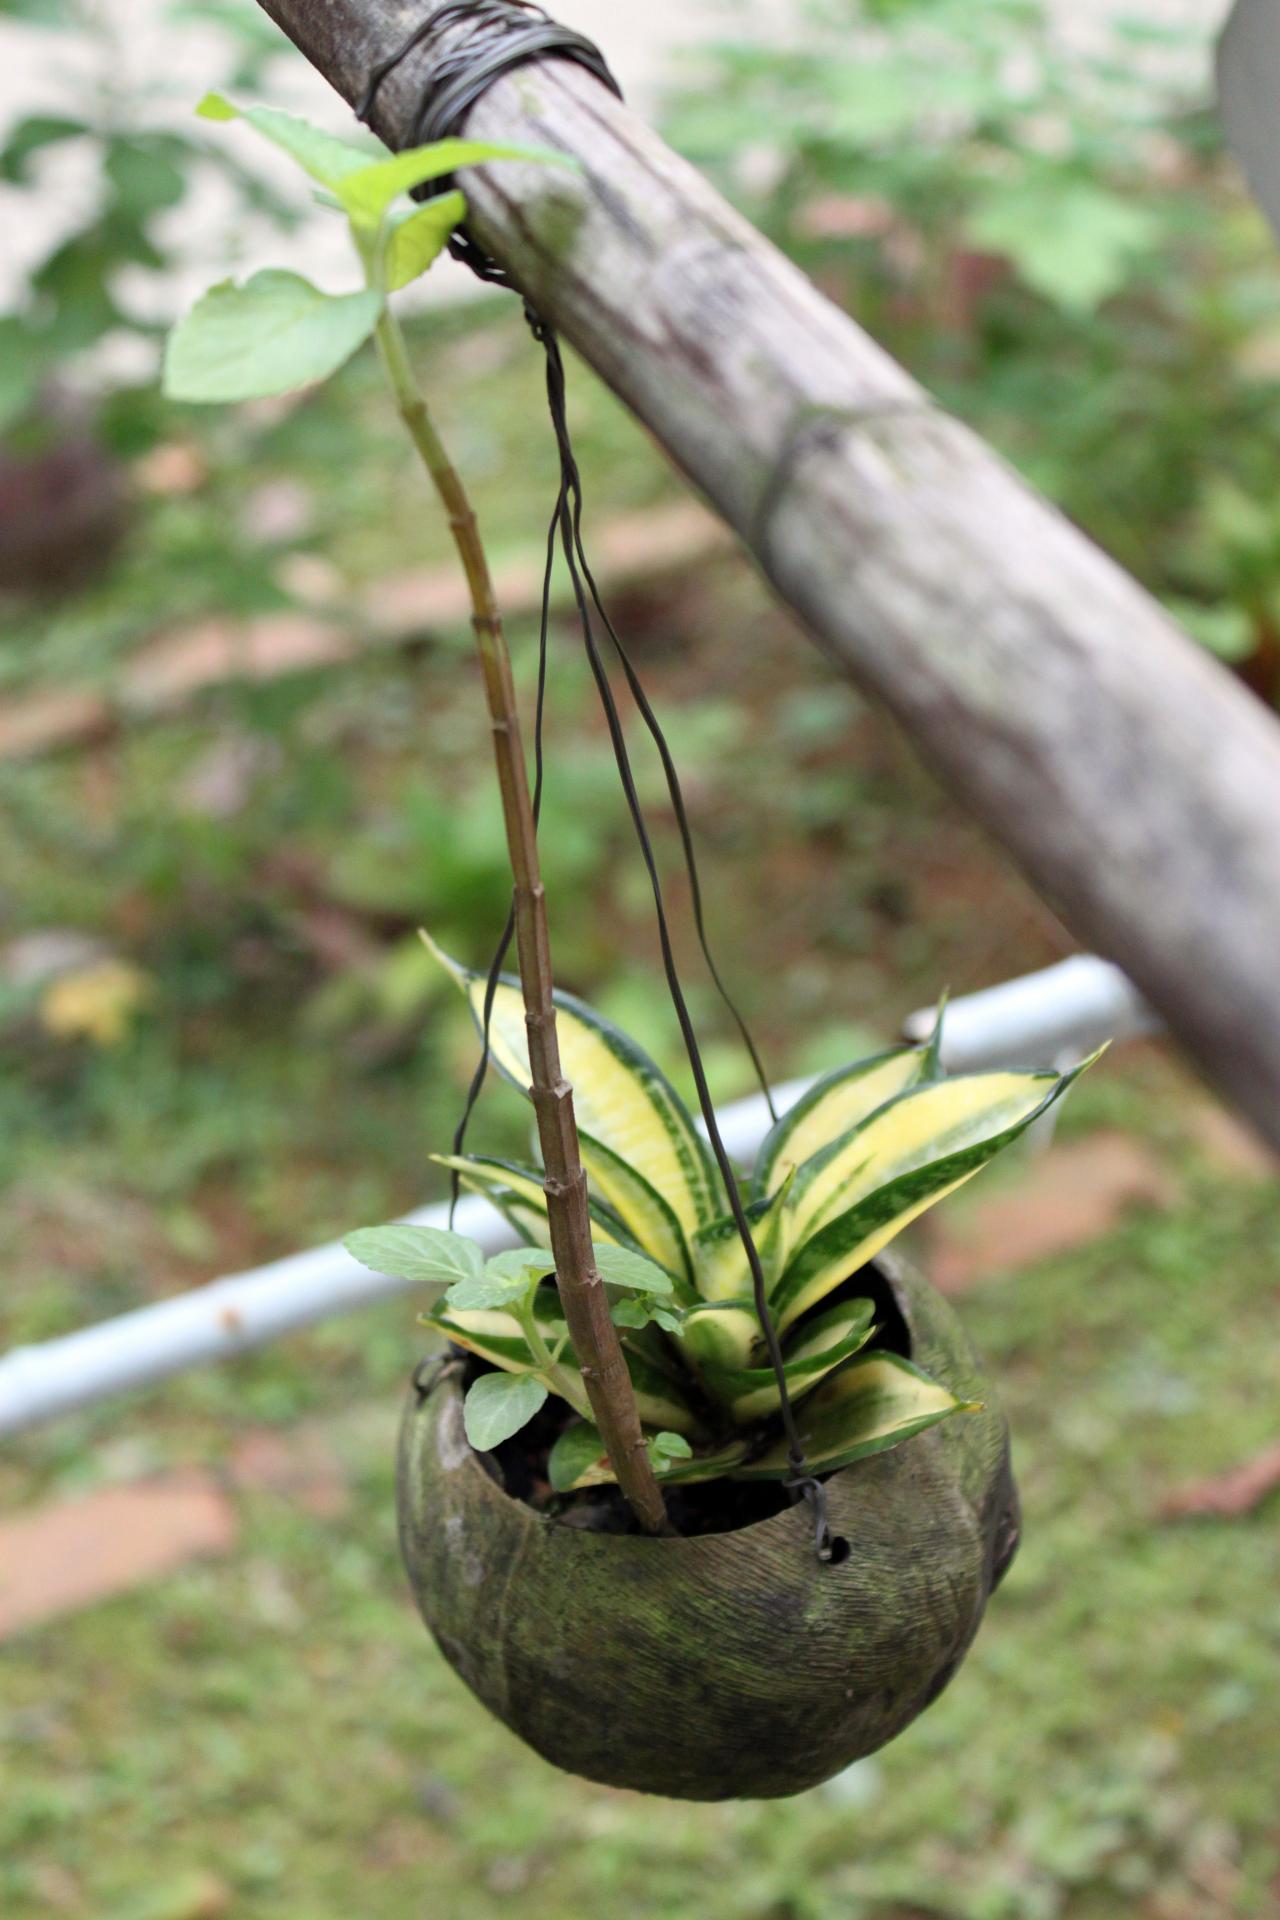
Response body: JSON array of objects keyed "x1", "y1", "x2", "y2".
[
  {"x1": 163, "y1": 270, "x2": 381, "y2": 402},
  {"x1": 463, "y1": 1372, "x2": 547, "y2": 1451},
  {"x1": 345, "y1": 1223, "x2": 483, "y2": 1287}
]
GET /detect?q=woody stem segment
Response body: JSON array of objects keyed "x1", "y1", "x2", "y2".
[{"x1": 374, "y1": 308, "x2": 671, "y2": 1536}]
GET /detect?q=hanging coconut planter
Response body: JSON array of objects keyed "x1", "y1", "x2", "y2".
[
  {"x1": 163, "y1": 0, "x2": 1099, "y2": 1812},
  {"x1": 349, "y1": 944, "x2": 1090, "y2": 1801},
  {"x1": 398, "y1": 1253, "x2": 1019, "y2": 1801},
  {"x1": 188, "y1": 0, "x2": 1100, "y2": 1807}
]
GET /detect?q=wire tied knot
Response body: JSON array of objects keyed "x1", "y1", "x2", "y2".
[
  {"x1": 785, "y1": 1450, "x2": 836, "y2": 1562},
  {"x1": 358, "y1": 0, "x2": 622, "y2": 285}
]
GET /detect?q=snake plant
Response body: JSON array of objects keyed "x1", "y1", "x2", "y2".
[{"x1": 348, "y1": 938, "x2": 1096, "y2": 1494}]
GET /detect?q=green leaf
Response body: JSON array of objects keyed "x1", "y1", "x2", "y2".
[
  {"x1": 592, "y1": 1244, "x2": 675, "y2": 1296},
  {"x1": 105, "y1": 137, "x2": 187, "y2": 217},
  {"x1": 965, "y1": 176, "x2": 1161, "y2": 314},
  {"x1": 424, "y1": 935, "x2": 721, "y2": 1240},
  {"x1": 486, "y1": 1247, "x2": 555, "y2": 1284},
  {"x1": 612, "y1": 1294, "x2": 687, "y2": 1334},
  {"x1": 0, "y1": 320, "x2": 45, "y2": 434},
  {"x1": 701, "y1": 1297, "x2": 878, "y2": 1423},
  {"x1": 430, "y1": 1152, "x2": 639, "y2": 1254},
  {"x1": 754, "y1": 1044, "x2": 928, "y2": 1201},
  {"x1": 443, "y1": 1246, "x2": 553, "y2": 1311},
  {"x1": 463, "y1": 1372, "x2": 548, "y2": 1452},
  {"x1": 0, "y1": 114, "x2": 88, "y2": 184},
  {"x1": 732, "y1": 1353, "x2": 977, "y2": 1481},
  {"x1": 548, "y1": 1420, "x2": 607, "y2": 1492},
  {"x1": 773, "y1": 1056, "x2": 1099, "y2": 1333},
  {"x1": 337, "y1": 139, "x2": 548, "y2": 229},
  {"x1": 196, "y1": 96, "x2": 563, "y2": 232},
  {"x1": 344, "y1": 1223, "x2": 483, "y2": 1287},
  {"x1": 550, "y1": 1419, "x2": 741, "y2": 1493},
  {"x1": 445, "y1": 1268, "x2": 537, "y2": 1312},
  {"x1": 422, "y1": 1304, "x2": 540, "y2": 1375},
  {"x1": 678, "y1": 1299, "x2": 762, "y2": 1371},
  {"x1": 610, "y1": 1297, "x2": 650, "y2": 1330},
  {"x1": 578, "y1": 1130, "x2": 693, "y2": 1283},
  {"x1": 164, "y1": 270, "x2": 381, "y2": 403},
  {"x1": 384, "y1": 192, "x2": 465, "y2": 290},
  {"x1": 196, "y1": 93, "x2": 384, "y2": 186}
]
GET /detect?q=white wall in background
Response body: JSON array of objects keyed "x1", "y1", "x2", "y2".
[{"x1": 0, "y1": 0, "x2": 1237, "y2": 375}]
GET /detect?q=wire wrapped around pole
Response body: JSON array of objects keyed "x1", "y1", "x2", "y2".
[{"x1": 358, "y1": 1, "x2": 621, "y2": 282}]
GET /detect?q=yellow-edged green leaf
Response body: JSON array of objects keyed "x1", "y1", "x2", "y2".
[
  {"x1": 431, "y1": 1152, "x2": 635, "y2": 1251},
  {"x1": 625, "y1": 1345, "x2": 704, "y2": 1436},
  {"x1": 549, "y1": 1418, "x2": 748, "y2": 1491},
  {"x1": 422, "y1": 1304, "x2": 539, "y2": 1375},
  {"x1": 702, "y1": 1297, "x2": 877, "y2": 1423},
  {"x1": 774, "y1": 1059, "x2": 1096, "y2": 1332},
  {"x1": 754, "y1": 1044, "x2": 928, "y2": 1199},
  {"x1": 384, "y1": 191, "x2": 464, "y2": 290},
  {"x1": 428, "y1": 1300, "x2": 700, "y2": 1436},
  {"x1": 578, "y1": 1130, "x2": 693, "y2": 1283},
  {"x1": 731, "y1": 1353, "x2": 977, "y2": 1481},
  {"x1": 677, "y1": 1299, "x2": 761, "y2": 1371},
  {"x1": 786, "y1": 1060, "x2": 1092, "y2": 1253},
  {"x1": 690, "y1": 1185, "x2": 787, "y2": 1301},
  {"x1": 424, "y1": 936, "x2": 721, "y2": 1236}
]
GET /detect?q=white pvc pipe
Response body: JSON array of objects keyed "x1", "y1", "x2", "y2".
[
  {"x1": 0, "y1": 956, "x2": 1156, "y2": 1437},
  {"x1": 903, "y1": 955, "x2": 1158, "y2": 1069}
]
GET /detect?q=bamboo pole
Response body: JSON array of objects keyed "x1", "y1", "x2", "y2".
[
  {"x1": 373, "y1": 307, "x2": 669, "y2": 1534},
  {"x1": 251, "y1": 0, "x2": 1280, "y2": 1152}
]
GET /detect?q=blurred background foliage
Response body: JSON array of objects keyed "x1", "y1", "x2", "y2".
[{"x1": 2, "y1": 2, "x2": 1278, "y2": 1916}]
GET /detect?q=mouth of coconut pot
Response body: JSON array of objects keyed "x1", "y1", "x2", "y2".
[{"x1": 455, "y1": 1261, "x2": 915, "y2": 1545}]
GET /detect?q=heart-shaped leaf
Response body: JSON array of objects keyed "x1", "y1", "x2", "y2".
[
  {"x1": 463, "y1": 1371, "x2": 548, "y2": 1452},
  {"x1": 547, "y1": 1419, "x2": 608, "y2": 1492},
  {"x1": 345, "y1": 1223, "x2": 483, "y2": 1287},
  {"x1": 592, "y1": 1243, "x2": 675, "y2": 1295},
  {"x1": 163, "y1": 269, "x2": 381, "y2": 402}
]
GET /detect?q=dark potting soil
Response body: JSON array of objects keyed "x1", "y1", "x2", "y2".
[{"x1": 473, "y1": 1262, "x2": 913, "y2": 1540}]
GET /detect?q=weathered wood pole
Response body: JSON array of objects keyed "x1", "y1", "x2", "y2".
[{"x1": 256, "y1": 0, "x2": 1280, "y2": 1152}]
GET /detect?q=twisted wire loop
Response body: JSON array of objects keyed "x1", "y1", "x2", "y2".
[
  {"x1": 528, "y1": 311, "x2": 832, "y2": 1563},
  {"x1": 364, "y1": 5, "x2": 835, "y2": 1560},
  {"x1": 357, "y1": 0, "x2": 622, "y2": 284}
]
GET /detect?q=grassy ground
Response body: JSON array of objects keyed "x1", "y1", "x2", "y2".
[
  {"x1": 4, "y1": 1120, "x2": 1277, "y2": 1920},
  {"x1": 2, "y1": 303, "x2": 1278, "y2": 1919}
]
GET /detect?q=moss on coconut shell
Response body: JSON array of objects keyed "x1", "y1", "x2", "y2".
[{"x1": 396, "y1": 1254, "x2": 1020, "y2": 1800}]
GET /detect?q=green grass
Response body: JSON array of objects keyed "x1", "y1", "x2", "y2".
[
  {"x1": 3, "y1": 1152, "x2": 1277, "y2": 1920},
  {"x1": 2, "y1": 297, "x2": 1277, "y2": 1919}
]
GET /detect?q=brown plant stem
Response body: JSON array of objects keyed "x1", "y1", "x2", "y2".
[{"x1": 373, "y1": 307, "x2": 671, "y2": 1536}]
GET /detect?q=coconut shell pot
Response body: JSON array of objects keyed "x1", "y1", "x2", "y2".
[{"x1": 397, "y1": 1252, "x2": 1019, "y2": 1801}]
